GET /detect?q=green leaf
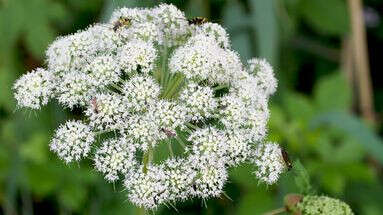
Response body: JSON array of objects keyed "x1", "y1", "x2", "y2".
[
  {"x1": 268, "y1": 106, "x2": 288, "y2": 142},
  {"x1": 58, "y1": 182, "x2": 87, "y2": 210},
  {"x1": 293, "y1": 160, "x2": 314, "y2": 195},
  {"x1": 0, "y1": 0, "x2": 68, "y2": 59},
  {"x1": 334, "y1": 140, "x2": 365, "y2": 163},
  {"x1": 249, "y1": 0, "x2": 279, "y2": 65},
  {"x1": 283, "y1": 92, "x2": 315, "y2": 121},
  {"x1": 20, "y1": 132, "x2": 49, "y2": 164},
  {"x1": 313, "y1": 72, "x2": 352, "y2": 112},
  {"x1": 300, "y1": 0, "x2": 349, "y2": 35},
  {"x1": 311, "y1": 112, "x2": 383, "y2": 164},
  {"x1": 25, "y1": 24, "x2": 55, "y2": 59},
  {"x1": 340, "y1": 163, "x2": 374, "y2": 183},
  {"x1": 185, "y1": 0, "x2": 207, "y2": 17},
  {"x1": 222, "y1": 1, "x2": 252, "y2": 60},
  {"x1": 222, "y1": 1, "x2": 250, "y2": 30},
  {"x1": 25, "y1": 163, "x2": 60, "y2": 197},
  {"x1": 0, "y1": 0, "x2": 26, "y2": 47},
  {"x1": 319, "y1": 170, "x2": 345, "y2": 195},
  {"x1": 229, "y1": 164, "x2": 258, "y2": 188},
  {"x1": 231, "y1": 33, "x2": 253, "y2": 62},
  {"x1": 0, "y1": 66, "x2": 17, "y2": 111},
  {"x1": 46, "y1": 1, "x2": 68, "y2": 21},
  {"x1": 236, "y1": 187, "x2": 273, "y2": 215}
]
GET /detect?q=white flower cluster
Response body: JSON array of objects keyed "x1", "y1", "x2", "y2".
[
  {"x1": 179, "y1": 83, "x2": 217, "y2": 121},
  {"x1": 50, "y1": 120, "x2": 94, "y2": 163},
  {"x1": 13, "y1": 68, "x2": 54, "y2": 109},
  {"x1": 193, "y1": 23, "x2": 230, "y2": 49},
  {"x1": 117, "y1": 40, "x2": 157, "y2": 74},
  {"x1": 85, "y1": 93, "x2": 127, "y2": 130},
  {"x1": 94, "y1": 137, "x2": 137, "y2": 182},
  {"x1": 251, "y1": 142, "x2": 287, "y2": 184},
  {"x1": 247, "y1": 58, "x2": 278, "y2": 96},
  {"x1": 13, "y1": 4, "x2": 286, "y2": 209}
]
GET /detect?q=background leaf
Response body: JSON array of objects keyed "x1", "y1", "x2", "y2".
[
  {"x1": 311, "y1": 112, "x2": 383, "y2": 164},
  {"x1": 299, "y1": 0, "x2": 349, "y2": 35},
  {"x1": 249, "y1": 0, "x2": 279, "y2": 65},
  {"x1": 314, "y1": 73, "x2": 352, "y2": 112},
  {"x1": 293, "y1": 160, "x2": 314, "y2": 195}
]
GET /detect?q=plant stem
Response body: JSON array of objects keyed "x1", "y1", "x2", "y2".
[
  {"x1": 186, "y1": 122, "x2": 199, "y2": 130},
  {"x1": 213, "y1": 84, "x2": 229, "y2": 91},
  {"x1": 167, "y1": 140, "x2": 174, "y2": 157},
  {"x1": 162, "y1": 74, "x2": 185, "y2": 99},
  {"x1": 142, "y1": 146, "x2": 153, "y2": 173},
  {"x1": 263, "y1": 207, "x2": 286, "y2": 215},
  {"x1": 175, "y1": 135, "x2": 187, "y2": 148},
  {"x1": 161, "y1": 46, "x2": 168, "y2": 87},
  {"x1": 340, "y1": 37, "x2": 354, "y2": 86},
  {"x1": 111, "y1": 83, "x2": 123, "y2": 92},
  {"x1": 138, "y1": 207, "x2": 146, "y2": 215},
  {"x1": 347, "y1": 0, "x2": 375, "y2": 123},
  {"x1": 94, "y1": 129, "x2": 114, "y2": 136}
]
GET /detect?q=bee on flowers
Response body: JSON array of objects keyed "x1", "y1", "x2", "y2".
[
  {"x1": 188, "y1": 17, "x2": 208, "y2": 25},
  {"x1": 112, "y1": 17, "x2": 132, "y2": 31}
]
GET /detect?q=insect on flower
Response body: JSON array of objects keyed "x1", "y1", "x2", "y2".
[
  {"x1": 281, "y1": 148, "x2": 292, "y2": 171},
  {"x1": 161, "y1": 128, "x2": 176, "y2": 137},
  {"x1": 113, "y1": 17, "x2": 132, "y2": 31},
  {"x1": 153, "y1": 190, "x2": 166, "y2": 205},
  {"x1": 188, "y1": 17, "x2": 208, "y2": 25},
  {"x1": 91, "y1": 97, "x2": 99, "y2": 114}
]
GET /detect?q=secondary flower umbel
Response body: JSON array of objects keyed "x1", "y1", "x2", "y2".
[{"x1": 13, "y1": 4, "x2": 285, "y2": 209}]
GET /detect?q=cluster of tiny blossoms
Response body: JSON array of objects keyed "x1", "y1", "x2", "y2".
[{"x1": 13, "y1": 4, "x2": 287, "y2": 209}]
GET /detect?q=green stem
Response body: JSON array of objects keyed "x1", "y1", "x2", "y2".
[
  {"x1": 175, "y1": 135, "x2": 187, "y2": 148},
  {"x1": 138, "y1": 207, "x2": 146, "y2": 215},
  {"x1": 162, "y1": 74, "x2": 185, "y2": 99},
  {"x1": 263, "y1": 207, "x2": 286, "y2": 215},
  {"x1": 94, "y1": 129, "x2": 113, "y2": 136},
  {"x1": 110, "y1": 83, "x2": 123, "y2": 92},
  {"x1": 186, "y1": 122, "x2": 199, "y2": 130},
  {"x1": 213, "y1": 84, "x2": 229, "y2": 91},
  {"x1": 167, "y1": 140, "x2": 174, "y2": 157},
  {"x1": 142, "y1": 146, "x2": 153, "y2": 174},
  {"x1": 160, "y1": 46, "x2": 168, "y2": 87}
]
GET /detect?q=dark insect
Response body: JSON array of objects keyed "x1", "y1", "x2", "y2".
[
  {"x1": 153, "y1": 190, "x2": 166, "y2": 205},
  {"x1": 91, "y1": 97, "x2": 99, "y2": 114},
  {"x1": 112, "y1": 17, "x2": 132, "y2": 31},
  {"x1": 188, "y1": 17, "x2": 208, "y2": 25},
  {"x1": 281, "y1": 148, "x2": 292, "y2": 171},
  {"x1": 192, "y1": 183, "x2": 197, "y2": 191},
  {"x1": 161, "y1": 128, "x2": 176, "y2": 137}
]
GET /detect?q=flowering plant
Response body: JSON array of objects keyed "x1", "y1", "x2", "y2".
[{"x1": 13, "y1": 4, "x2": 287, "y2": 209}]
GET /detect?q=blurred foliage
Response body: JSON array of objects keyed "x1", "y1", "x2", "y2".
[{"x1": 1, "y1": 0, "x2": 383, "y2": 214}]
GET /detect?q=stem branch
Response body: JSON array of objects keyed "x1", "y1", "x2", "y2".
[
  {"x1": 142, "y1": 146, "x2": 153, "y2": 173},
  {"x1": 167, "y1": 140, "x2": 174, "y2": 157},
  {"x1": 263, "y1": 207, "x2": 286, "y2": 215},
  {"x1": 138, "y1": 207, "x2": 146, "y2": 215},
  {"x1": 347, "y1": 0, "x2": 375, "y2": 123}
]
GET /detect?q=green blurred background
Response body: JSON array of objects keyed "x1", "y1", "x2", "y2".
[{"x1": 1, "y1": 0, "x2": 383, "y2": 214}]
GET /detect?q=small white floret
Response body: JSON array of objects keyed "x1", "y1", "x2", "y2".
[
  {"x1": 50, "y1": 120, "x2": 94, "y2": 163},
  {"x1": 13, "y1": 68, "x2": 54, "y2": 109}
]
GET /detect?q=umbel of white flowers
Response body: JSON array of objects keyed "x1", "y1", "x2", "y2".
[{"x1": 13, "y1": 4, "x2": 285, "y2": 209}]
